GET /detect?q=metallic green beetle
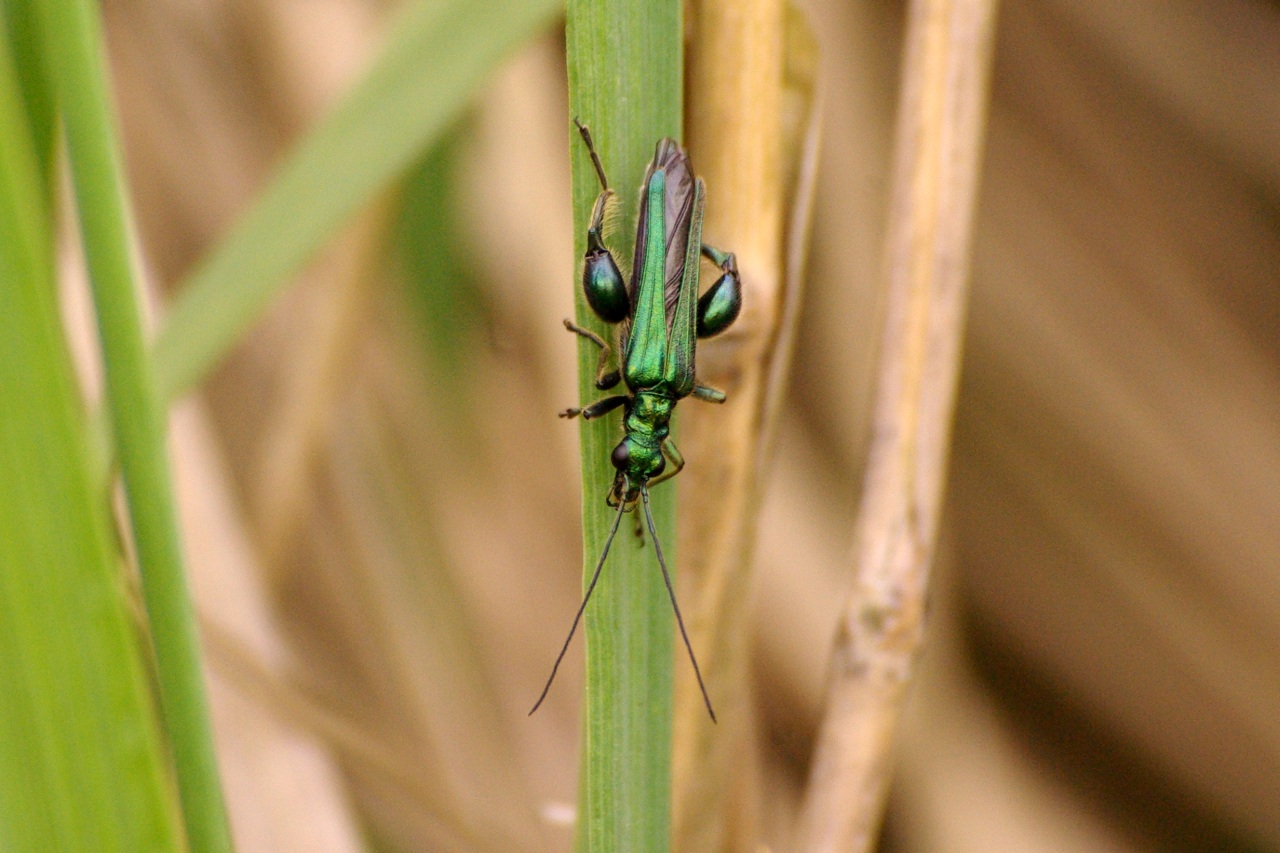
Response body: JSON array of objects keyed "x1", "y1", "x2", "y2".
[
  {"x1": 530, "y1": 120, "x2": 741, "y2": 722},
  {"x1": 562, "y1": 120, "x2": 741, "y2": 504}
]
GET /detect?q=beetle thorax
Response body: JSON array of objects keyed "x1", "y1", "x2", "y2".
[
  {"x1": 624, "y1": 391, "x2": 674, "y2": 441},
  {"x1": 605, "y1": 391, "x2": 674, "y2": 492}
]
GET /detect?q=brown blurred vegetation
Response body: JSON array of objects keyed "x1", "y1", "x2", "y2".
[{"x1": 95, "y1": 0, "x2": 1279, "y2": 850}]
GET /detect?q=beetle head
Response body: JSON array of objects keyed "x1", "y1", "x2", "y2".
[{"x1": 607, "y1": 437, "x2": 664, "y2": 507}]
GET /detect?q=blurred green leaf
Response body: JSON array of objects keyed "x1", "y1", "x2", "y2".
[
  {"x1": 152, "y1": 0, "x2": 562, "y2": 404},
  {"x1": 32, "y1": 0, "x2": 232, "y2": 846},
  {"x1": 0, "y1": 24, "x2": 182, "y2": 852},
  {"x1": 1, "y1": 0, "x2": 55, "y2": 184},
  {"x1": 393, "y1": 117, "x2": 488, "y2": 409}
]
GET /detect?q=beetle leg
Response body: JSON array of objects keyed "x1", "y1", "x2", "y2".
[
  {"x1": 560, "y1": 394, "x2": 628, "y2": 421},
  {"x1": 580, "y1": 193, "x2": 629, "y2": 323},
  {"x1": 563, "y1": 319, "x2": 621, "y2": 389},
  {"x1": 692, "y1": 384, "x2": 727, "y2": 404},
  {"x1": 646, "y1": 438, "x2": 686, "y2": 488},
  {"x1": 701, "y1": 244, "x2": 734, "y2": 268},
  {"x1": 574, "y1": 118, "x2": 610, "y2": 191},
  {"x1": 696, "y1": 245, "x2": 742, "y2": 338},
  {"x1": 574, "y1": 120, "x2": 629, "y2": 324}
]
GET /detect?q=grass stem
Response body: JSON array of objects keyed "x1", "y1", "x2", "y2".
[
  {"x1": 32, "y1": 0, "x2": 232, "y2": 848},
  {"x1": 565, "y1": 2, "x2": 682, "y2": 850}
]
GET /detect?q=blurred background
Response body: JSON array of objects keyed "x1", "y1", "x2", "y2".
[{"x1": 89, "y1": 0, "x2": 1280, "y2": 850}]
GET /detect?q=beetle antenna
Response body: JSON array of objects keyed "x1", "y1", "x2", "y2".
[
  {"x1": 573, "y1": 117, "x2": 610, "y2": 191},
  {"x1": 641, "y1": 486, "x2": 717, "y2": 723},
  {"x1": 529, "y1": 487, "x2": 628, "y2": 716}
]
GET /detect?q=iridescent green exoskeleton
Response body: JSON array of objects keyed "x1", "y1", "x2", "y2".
[{"x1": 529, "y1": 120, "x2": 742, "y2": 723}]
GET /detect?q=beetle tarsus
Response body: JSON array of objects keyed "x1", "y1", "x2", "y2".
[{"x1": 573, "y1": 118, "x2": 610, "y2": 191}]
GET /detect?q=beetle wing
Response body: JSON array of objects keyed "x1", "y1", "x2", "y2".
[
  {"x1": 623, "y1": 164, "x2": 672, "y2": 390},
  {"x1": 652, "y1": 140, "x2": 697, "y2": 324},
  {"x1": 624, "y1": 139, "x2": 702, "y2": 396},
  {"x1": 663, "y1": 177, "x2": 704, "y2": 397}
]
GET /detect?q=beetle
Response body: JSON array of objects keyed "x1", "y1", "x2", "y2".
[{"x1": 530, "y1": 119, "x2": 741, "y2": 722}]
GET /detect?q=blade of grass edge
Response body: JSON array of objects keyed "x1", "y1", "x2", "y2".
[
  {"x1": 564, "y1": 3, "x2": 681, "y2": 851},
  {"x1": 0, "y1": 25, "x2": 182, "y2": 853},
  {"x1": 30, "y1": 0, "x2": 232, "y2": 849}
]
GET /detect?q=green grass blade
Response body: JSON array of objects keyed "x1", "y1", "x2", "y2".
[
  {"x1": 0, "y1": 23, "x2": 182, "y2": 853},
  {"x1": 151, "y1": 0, "x2": 560, "y2": 405},
  {"x1": 565, "y1": 3, "x2": 682, "y2": 850},
  {"x1": 1, "y1": 0, "x2": 55, "y2": 185},
  {"x1": 30, "y1": 0, "x2": 232, "y2": 849}
]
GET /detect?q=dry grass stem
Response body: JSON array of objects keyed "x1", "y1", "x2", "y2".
[
  {"x1": 674, "y1": 3, "x2": 817, "y2": 851},
  {"x1": 169, "y1": 402, "x2": 366, "y2": 852},
  {"x1": 795, "y1": 0, "x2": 998, "y2": 850},
  {"x1": 251, "y1": 204, "x2": 389, "y2": 575}
]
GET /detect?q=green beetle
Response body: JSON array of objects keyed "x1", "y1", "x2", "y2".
[
  {"x1": 561, "y1": 119, "x2": 742, "y2": 507},
  {"x1": 530, "y1": 120, "x2": 741, "y2": 723}
]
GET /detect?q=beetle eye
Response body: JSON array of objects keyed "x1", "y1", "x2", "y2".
[
  {"x1": 651, "y1": 455, "x2": 665, "y2": 477},
  {"x1": 611, "y1": 442, "x2": 630, "y2": 471}
]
